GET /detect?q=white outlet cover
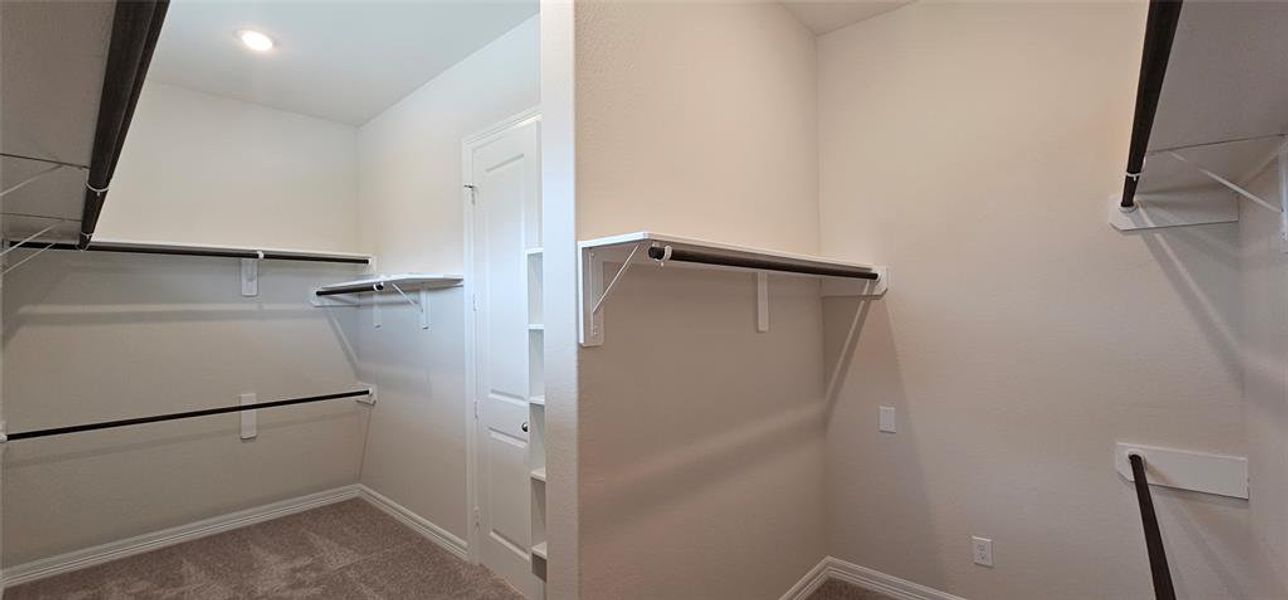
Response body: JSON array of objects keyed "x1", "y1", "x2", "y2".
[
  {"x1": 971, "y1": 536, "x2": 993, "y2": 567},
  {"x1": 879, "y1": 406, "x2": 896, "y2": 433}
]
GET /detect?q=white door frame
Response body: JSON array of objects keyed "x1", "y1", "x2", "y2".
[{"x1": 462, "y1": 107, "x2": 541, "y2": 564}]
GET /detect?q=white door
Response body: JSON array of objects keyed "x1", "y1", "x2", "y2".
[{"x1": 468, "y1": 115, "x2": 541, "y2": 598}]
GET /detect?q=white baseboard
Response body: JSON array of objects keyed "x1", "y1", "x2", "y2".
[
  {"x1": 354, "y1": 484, "x2": 468, "y2": 560},
  {"x1": 782, "y1": 556, "x2": 967, "y2": 600},
  {"x1": 780, "y1": 555, "x2": 832, "y2": 600},
  {"x1": 1, "y1": 485, "x2": 362, "y2": 588},
  {"x1": 1, "y1": 483, "x2": 471, "y2": 590}
]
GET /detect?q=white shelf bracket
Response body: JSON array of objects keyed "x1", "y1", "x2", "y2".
[
  {"x1": 580, "y1": 243, "x2": 642, "y2": 346},
  {"x1": 240, "y1": 254, "x2": 261, "y2": 297},
  {"x1": 1116, "y1": 442, "x2": 1247, "y2": 499},
  {"x1": 756, "y1": 273, "x2": 769, "y2": 333},
  {"x1": 240, "y1": 393, "x2": 257, "y2": 440},
  {"x1": 1168, "y1": 150, "x2": 1280, "y2": 213},
  {"x1": 390, "y1": 283, "x2": 430, "y2": 330},
  {"x1": 1279, "y1": 144, "x2": 1288, "y2": 252},
  {"x1": 356, "y1": 382, "x2": 377, "y2": 406},
  {"x1": 1105, "y1": 146, "x2": 1288, "y2": 231}
]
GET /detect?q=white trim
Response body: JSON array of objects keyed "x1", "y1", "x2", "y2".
[
  {"x1": 1, "y1": 485, "x2": 362, "y2": 588},
  {"x1": 781, "y1": 556, "x2": 968, "y2": 600},
  {"x1": 462, "y1": 106, "x2": 541, "y2": 565},
  {"x1": 779, "y1": 555, "x2": 831, "y2": 600},
  {"x1": 355, "y1": 484, "x2": 468, "y2": 560},
  {"x1": 462, "y1": 107, "x2": 541, "y2": 148}
]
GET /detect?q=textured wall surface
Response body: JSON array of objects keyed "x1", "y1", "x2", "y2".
[
  {"x1": 818, "y1": 3, "x2": 1255, "y2": 598},
  {"x1": 3, "y1": 252, "x2": 367, "y2": 566},
  {"x1": 574, "y1": 3, "x2": 826, "y2": 598},
  {"x1": 355, "y1": 16, "x2": 539, "y2": 543},
  {"x1": 101, "y1": 83, "x2": 360, "y2": 252}
]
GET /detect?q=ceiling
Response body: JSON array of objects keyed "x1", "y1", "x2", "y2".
[
  {"x1": 781, "y1": 1, "x2": 911, "y2": 35},
  {"x1": 147, "y1": 0, "x2": 538, "y2": 126}
]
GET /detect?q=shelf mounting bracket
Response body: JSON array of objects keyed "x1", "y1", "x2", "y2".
[
  {"x1": 1107, "y1": 144, "x2": 1288, "y2": 231},
  {"x1": 580, "y1": 243, "x2": 642, "y2": 346},
  {"x1": 390, "y1": 283, "x2": 430, "y2": 329},
  {"x1": 756, "y1": 273, "x2": 769, "y2": 333},
  {"x1": 240, "y1": 251, "x2": 262, "y2": 297}
]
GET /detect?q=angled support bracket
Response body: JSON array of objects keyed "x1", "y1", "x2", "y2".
[
  {"x1": 0, "y1": 164, "x2": 64, "y2": 198},
  {"x1": 1108, "y1": 145, "x2": 1288, "y2": 231},
  {"x1": 579, "y1": 243, "x2": 642, "y2": 346},
  {"x1": 390, "y1": 284, "x2": 430, "y2": 329}
]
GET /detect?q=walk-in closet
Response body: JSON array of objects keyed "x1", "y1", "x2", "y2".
[
  {"x1": 3, "y1": 0, "x2": 544, "y2": 597},
  {"x1": 3, "y1": 1, "x2": 1286, "y2": 599}
]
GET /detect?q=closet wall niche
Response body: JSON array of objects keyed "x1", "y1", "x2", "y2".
[{"x1": 0, "y1": 1, "x2": 542, "y2": 596}]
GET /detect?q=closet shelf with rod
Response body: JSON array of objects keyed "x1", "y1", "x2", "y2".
[
  {"x1": 1109, "y1": 0, "x2": 1288, "y2": 239},
  {"x1": 5, "y1": 238, "x2": 373, "y2": 264},
  {"x1": 579, "y1": 231, "x2": 888, "y2": 347},
  {"x1": 2, "y1": 238, "x2": 373, "y2": 296},
  {"x1": 313, "y1": 273, "x2": 464, "y2": 330}
]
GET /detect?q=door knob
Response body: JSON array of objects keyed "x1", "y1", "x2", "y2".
[{"x1": 521, "y1": 421, "x2": 529, "y2": 432}]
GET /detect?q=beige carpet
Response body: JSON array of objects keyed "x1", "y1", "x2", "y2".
[
  {"x1": 806, "y1": 579, "x2": 897, "y2": 600},
  {"x1": 6, "y1": 499, "x2": 525, "y2": 600}
]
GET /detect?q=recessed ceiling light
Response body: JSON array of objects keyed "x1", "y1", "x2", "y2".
[{"x1": 238, "y1": 30, "x2": 274, "y2": 52}]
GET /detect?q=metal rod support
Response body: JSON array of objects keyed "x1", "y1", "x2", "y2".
[
  {"x1": 5, "y1": 389, "x2": 371, "y2": 442},
  {"x1": 647, "y1": 246, "x2": 879, "y2": 280},
  {"x1": 1129, "y1": 454, "x2": 1177, "y2": 600}
]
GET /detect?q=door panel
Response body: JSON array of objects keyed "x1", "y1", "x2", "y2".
[{"x1": 471, "y1": 118, "x2": 540, "y2": 598}]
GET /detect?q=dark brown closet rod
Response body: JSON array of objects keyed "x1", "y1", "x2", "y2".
[
  {"x1": 647, "y1": 246, "x2": 879, "y2": 280},
  {"x1": 4, "y1": 389, "x2": 371, "y2": 442},
  {"x1": 1129, "y1": 454, "x2": 1176, "y2": 600},
  {"x1": 1119, "y1": 0, "x2": 1184, "y2": 210}
]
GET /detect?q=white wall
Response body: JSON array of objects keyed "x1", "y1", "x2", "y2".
[
  {"x1": 354, "y1": 16, "x2": 539, "y2": 543},
  {"x1": 3, "y1": 78, "x2": 372, "y2": 569},
  {"x1": 98, "y1": 82, "x2": 360, "y2": 252},
  {"x1": 818, "y1": 3, "x2": 1255, "y2": 598},
  {"x1": 573, "y1": 3, "x2": 825, "y2": 598},
  {"x1": 539, "y1": 2, "x2": 580, "y2": 596},
  {"x1": 2, "y1": 252, "x2": 368, "y2": 566},
  {"x1": 575, "y1": 1, "x2": 819, "y2": 255},
  {"x1": 1240, "y1": 166, "x2": 1288, "y2": 598}
]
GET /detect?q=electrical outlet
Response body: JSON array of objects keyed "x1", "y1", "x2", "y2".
[
  {"x1": 879, "y1": 406, "x2": 896, "y2": 433},
  {"x1": 971, "y1": 536, "x2": 993, "y2": 567}
]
